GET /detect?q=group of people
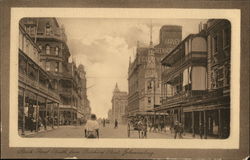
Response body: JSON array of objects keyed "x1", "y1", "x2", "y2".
[
  {"x1": 148, "y1": 120, "x2": 165, "y2": 133},
  {"x1": 172, "y1": 121, "x2": 184, "y2": 139}
]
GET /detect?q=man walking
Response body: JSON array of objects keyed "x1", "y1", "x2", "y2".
[
  {"x1": 174, "y1": 121, "x2": 179, "y2": 139},
  {"x1": 199, "y1": 122, "x2": 204, "y2": 139},
  {"x1": 114, "y1": 119, "x2": 118, "y2": 129}
]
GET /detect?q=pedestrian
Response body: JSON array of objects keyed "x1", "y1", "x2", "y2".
[
  {"x1": 199, "y1": 122, "x2": 204, "y2": 139},
  {"x1": 179, "y1": 123, "x2": 184, "y2": 138},
  {"x1": 142, "y1": 118, "x2": 147, "y2": 138},
  {"x1": 149, "y1": 120, "x2": 153, "y2": 132},
  {"x1": 174, "y1": 121, "x2": 179, "y2": 139},
  {"x1": 103, "y1": 119, "x2": 106, "y2": 127},
  {"x1": 84, "y1": 114, "x2": 99, "y2": 138},
  {"x1": 114, "y1": 119, "x2": 118, "y2": 128},
  {"x1": 160, "y1": 120, "x2": 164, "y2": 132}
]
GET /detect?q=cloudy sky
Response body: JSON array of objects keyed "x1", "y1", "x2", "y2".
[{"x1": 57, "y1": 18, "x2": 206, "y2": 118}]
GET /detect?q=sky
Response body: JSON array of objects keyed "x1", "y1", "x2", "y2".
[{"x1": 57, "y1": 18, "x2": 207, "y2": 118}]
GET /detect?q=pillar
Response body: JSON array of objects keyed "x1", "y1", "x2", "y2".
[
  {"x1": 45, "y1": 98, "x2": 47, "y2": 130},
  {"x1": 21, "y1": 89, "x2": 26, "y2": 135},
  {"x1": 204, "y1": 110, "x2": 207, "y2": 139},
  {"x1": 218, "y1": 109, "x2": 222, "y2": 138},
  {"x1": 57, "y1": 103, "x2": 59, "y2": 127},
  {"x1": 35, "y1": 94, "x2": 39, "y2": 132},
  {"x1": 154, "y1": 112, "x2": 156, "y2": 124},
  {"x1": 192, "y1": 111, "x2": 195, "y2": 137},
  {"x1": 52, "y1": 103, "x2": 55, "y2": 129}
]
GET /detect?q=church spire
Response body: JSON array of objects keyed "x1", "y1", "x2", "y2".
[
  {"x1": 149, "y1": 20, "x2": 153, "y2": 47},
  {"x1": 114, "y1": 83, "x2": 120, "y2": 92}
]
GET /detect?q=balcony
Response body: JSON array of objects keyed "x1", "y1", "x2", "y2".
[
  {"x1": 36, "y1": 32, "x2": 65, "y2": 42},
  {"x1": 162, "y1": 52, "x2": 207, "y2": 80},
  {"x1": 58, "y1": 87, "x2": 72, "y2": 95},
  {"x1": 59, "y1": 104, "x2": 77, "y2": 111},
  {"x1": 18, "y1": 72, "x2": 59, "y2": 100},
  {"x1": 161, "y1": 89, "x2": 223, "y2": 109}
]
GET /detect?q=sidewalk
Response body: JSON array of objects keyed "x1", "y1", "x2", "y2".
[
  {"x1": 148, "y1": 129, "x2": 216, "y2": 139},
  {"x1": 19, "y1": 125, "x2": 59, "y2": 137}
]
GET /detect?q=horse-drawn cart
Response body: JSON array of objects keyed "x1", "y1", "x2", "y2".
[{"x1": 127, "y1": 118, "x2": 147, "y2": 138}]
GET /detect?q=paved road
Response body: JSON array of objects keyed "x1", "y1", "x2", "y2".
[{"x1": 24, "y1": 123, "x2": 213, "y2": 139}]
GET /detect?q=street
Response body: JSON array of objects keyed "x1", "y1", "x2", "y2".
[{"x1": 24, "y1": 123, "x2": 212, "y2": 139}]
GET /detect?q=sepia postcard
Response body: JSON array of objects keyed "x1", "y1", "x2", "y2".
[{"x1": 1, "y1": 0, "x2": 249, "y2": 159}]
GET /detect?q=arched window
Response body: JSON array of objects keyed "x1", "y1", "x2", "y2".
[
  {"x1": 55, "y1": 47, "x2": 59, "y2": 55},
  {"x1": 46, "y1": 45, "x2": 50, "y2": 54},
  {"x1": 46, "y1": 22, "x2": 51, "y2": 36},
  {"x1": 38, "y1": 44, "x2": 42, "y2": 50}
]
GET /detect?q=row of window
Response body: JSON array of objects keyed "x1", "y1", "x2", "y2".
[
  {"x1": 212, "y1": 27, "x2": 230, "y2": 54},
  {"x1": 147, "y1": 97, "x2": 163, "y2": 104},
  {"x1": 45, "y1": 61, "x2": 59, "y2": 72},
  {"x1": 39, "y1": 44, "x2": 60, "y2": 56}
]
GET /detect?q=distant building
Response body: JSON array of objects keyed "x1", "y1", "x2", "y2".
[
  {"x1": 127, "y1": 25, "x2": 182, "y2": 121},
  {"x1": 107, "y1": 109, "x2": 112, "y2": 122},
  {"x1": 111, "y1": 83, "x2": 128, "y2": 124}
]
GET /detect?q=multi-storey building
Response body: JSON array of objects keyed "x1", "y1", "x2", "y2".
[
  {"x1": 127, "y1": 25, "x2": 182, "y2": 123},
  {"x1": 18, "y1": 21, "x2": 60, "y2": 135},
  {"x1": 111, "y1": 83, "x2": 128, "y2": 124},
  {"x1": 20, "y1": 18, "x2": 90, "y2": 126},
  {"x1": 205, "y1": 19, "x2": 230, "y2": 138},
  {"x1": 159, "y1": 20, "x2": 230, "y2": 138}
]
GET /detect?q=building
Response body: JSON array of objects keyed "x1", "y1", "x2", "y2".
[
  {"x1": 127, "y1": 25, "x2": 182, "y2": 123},
  {"x1": 205, "y1": 19, "x2": 230, "y2": 138},
  {"x1": 78, "y1": 64, "x2": 91, "y2": 122},
  {"x1": 18, "y1": 21, "x2": 60, "y2": 135},
  {"x1": 111, "y1": 83, "x2": 128, "y2": 124},
  {"x1": 107, "y1": 109, "x2": 112, "y2": 122},
  {"x1": 159, "y1": 20, "x2": 230, "y2": 139},
  {"x1": 20, "y1": 18, "x2": 90, "y2": 126}
]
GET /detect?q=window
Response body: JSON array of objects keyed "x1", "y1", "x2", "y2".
[
  {"x1": 46, "y1": 23, "x2": 51, "y2": 36},
  {"x1": 55, "y1": 47, "x2": 59, "y2": 55},
  {"x1": 46, "y1": 45, "x2": 50, "y2": 54},
  {"x1": 45, "y1": 62, "x2": 50, "y2": 71},
  {"x1": 213, "y1": 35, "x2": 218, "y2": 53},
  {"x1": 55, "y1": 62, "x2": 59, "y2": 72},
  {"x1": 30, "y1": 26, "x2": 35, "y2": 35},
  {"x1": 148, "y1": 97, "x2": 151, "y2": 104},
  {"x1": 147, "y1": 81, "x2": 152, "y2": 90},
  {"x1": 38, "y1": 44, "x2": 42, "y2": 50}
]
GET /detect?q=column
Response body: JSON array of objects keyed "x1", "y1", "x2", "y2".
[
  {"x1": 35, "y1": 94, "x2": 39, "y2": 132},
  {"x1": 154, "y1": 112, "x2": 156, "y2": 124},
  {"x1": 218, "y1": 109, "x2": 222, "y2": 138},
  {"x1": 57, "y1": 103, "x2": 60, "y2": 127},
  {"x1": 52, "y1": 103, "x2": 55, "y2": 129},
  {"x1": 192, "y1": 111, "x2": 195, "y2": 137},
  {"x1": 22, "y1": 89, "x2": 26, "y2": 135},
  {"x1": 204, "y1": 110, "x2": 207, "y2": 139},
  {"x1": 45, "y1": 98, "x2": 47, "y2": 130},
  {"x1": 183, "y1": 112, "x2": 185, "y2": 131}
]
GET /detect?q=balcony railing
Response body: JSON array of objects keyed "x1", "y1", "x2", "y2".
[
  {"x1": 36, "y1": 32, "x2": 65, "y2": 42},
  {"x1": 161, "y1": 89, "x2": 224, "y2": 109},
  {"x1": 18, "y1": 72, "x2": 59, "y2": 100}
]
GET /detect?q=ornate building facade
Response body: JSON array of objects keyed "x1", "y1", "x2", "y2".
[
  {"x1": 127, "y1": 25, "x2": 182, "y2": 123},
  {"x1": 111, "y1": 83, "x2": 128, "y2": 124},
  {"x1": 18, "y1": 20, "x2": 60, "y2": 135},
  {"x1": 159, "y1": 20, "x2": 230, "y2": 138},
  {"x1": 20, "y1": 18, "x2": 90, "y2": 127}
]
